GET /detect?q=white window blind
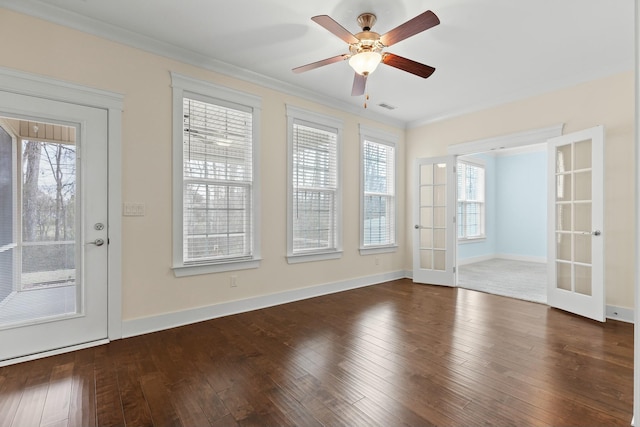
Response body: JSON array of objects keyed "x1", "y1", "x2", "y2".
[
  {"x1": 457, "y1": 161, "x2": 485, "y2": 239},
  {"x1": 363, "y1": 140, "x2": 395, "y2": 247},
  {"x1": 182, "y1": 97, "x2": 253, "y2": 263},
  {"x1": 292, "y1": 121, "x2": 338, "y2": 253}
]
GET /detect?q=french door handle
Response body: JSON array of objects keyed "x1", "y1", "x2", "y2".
[
  {"x1": 86, "y1": 238, "x2": 105, "y2": 246},
  {"x1": 579, "y1": 230, "x2": 601, "y2": 236},
  {"x1": 414, "y1": 225, "x2": 420, "y2": 229}
]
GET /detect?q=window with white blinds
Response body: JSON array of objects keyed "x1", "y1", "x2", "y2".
[
  {"x1": 362, "y1": 140, "x2": 396, "y2": 247},
  {"x1": 172, "y1": 73, "x2": 261, "y2": 276},
  {"x1": 286, "y1": 106, "x2": 342, "y2": 263},
  {"x1": 359, "y1": 125, "x2": 398, "y2": 254},
  {"x1": 457, "y1": 161, "x2": 485, "y2": 240},
  {"x1": 183, "y1": 97, "x2": 253, "y2": 263}
]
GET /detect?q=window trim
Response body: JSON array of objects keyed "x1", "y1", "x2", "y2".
[
  {"x1": 286, "y1": 105, "x2": 343, "y2": 264},
  {"x1": 359, "y1": 125, "x2": 398, "y2": 255},
  {"x1": 171, "y1": 72, "x2": 261, "y2": 277},
  {"x1": 457, "y1": 158, "x2": 486, "y2": 242}
]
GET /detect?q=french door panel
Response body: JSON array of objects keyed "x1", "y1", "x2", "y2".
[
  {"x1": 547, "y1": 126, "x2": 604, "y2": 322},
  {"x1": 413, "y1": 155, "x2": 456, "y2": 286},
  {"x1": 0, "y1": 91, "x2": 108, "y2": 361}
]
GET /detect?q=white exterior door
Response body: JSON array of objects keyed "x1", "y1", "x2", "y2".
[
  {"x1": 0, "y1": 91, "x2": 108, "y2": 361},
  {"x1": 547, "y1": 126, "x2": 604, "y2": 322},
  {"x1": 413, "y1": 156, "x2": 456, "y2": 285}
]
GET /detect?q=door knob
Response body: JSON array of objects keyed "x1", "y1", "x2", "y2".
[
  {"x1": 87, "y1": 238, "x2": 105, "y2": 246},
  {"x1": 592, "y1": 230, "x2": 601, "y2": 236},
  {"x1": 414, "y1": 225, "x2": 420, "y2": 229}
]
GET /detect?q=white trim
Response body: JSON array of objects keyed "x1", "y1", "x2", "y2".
[
  {"x1": 171, "y1": 72, "x2": 262, "y2": 276},
  {"x1": 287, "y1": 250, "x2": 343, "y2": 264},
  {"x1": 0, "y1": 339, "x2": 109, "y2": 368},
  {"x1": 606, "y1": 305, "x2": 634, "y2": 324},
  {"x1": 494, "y1": 142, "x2": 547, "y2": 157},
  {"x1": 0, "y1": 66, "x2": 123, "y2": 341},
  {"x1": 457, "y1": 254, "x2": 495, "y2": 266},
  {"x1": 447, "y1": 124, "x2": 564, "y2": 156},
  {"x1": 495, "y1": 254, "x2": 547, "y2": 264},
  {"x1": 122, "y1": 270, "x2": 405, "y2": 338},
  {"x1": 359, "y1": 245, "x2": 398, "y2": 255}
]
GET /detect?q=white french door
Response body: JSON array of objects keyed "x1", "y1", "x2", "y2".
[
  {"x1": 547, "y1": 126, "x2": 604, "y2": 322},
  {"x1": 413, "y1": 156, "x2": 456, "y2": 285},
  {"x1": 0, "y1": 91, "x2": 108, "y2": 361}
]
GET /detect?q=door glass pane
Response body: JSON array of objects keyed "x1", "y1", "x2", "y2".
[
  {"x1": 557, "y1": 262, "x2": 572, "y2": 291},
  {"x1": 0, "y1": 119, "x2": 78, "y2": 328},
  {"x1": 556, "y1": 145, "x2": 572, "y2": 173},
  {"x1": 420, "y1": 228, "x2": 433, "y2": 248},
  {"x1": 556, "y1": 204, "x2": 571, "y2": 232},
  {"x1": 420, "y1": 186, "x2": 433, "y2": 206},
  {"x1": 420, "y1": 164, "x2": 433, "y2": 185},
  {"x1": 574, "y1": 139, "x2": 592, "y2": 170},
  {"x1": 574, "y1": 171, "x2": 591, "y2": 201},
  {"x1": 556, "y1": 174, "x2": 571, "y2": 201},
  {"x1": 574, "y1": 234, "x2": 591, "y2": 264},
  {"x1": 420, "y1": 250, "x2": 433, "y2": 269},
  {"x1": 433, "y1": 229, "x2": 445, "y2": 249},
  {"x1": 420, "y1": 208, "x2": 432, "y2": 227},
  {"x1": 434, "y1": 164, "x2": 447, "y2": 184},
  {"x1": 434, "y1": 250, "x2": 446, "y2": 271},
  {"x1": 575, "y1": 265, "x2": 592, "y2": 296},
  {"x1": 433, "y1": 207, "x2": 446, "y2": 228},
  {"x1": 574, "y1": 203, "x2": 591, "y2": 232},
  {"x1": 433, "y1": 185, "x2": 446, "y2": 206},
  {"x1": 556, "y1": 233, "x2": 571, "y2": 261}
]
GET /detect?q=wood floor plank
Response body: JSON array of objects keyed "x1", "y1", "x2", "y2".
[{"x1": 0, "y1": 279, "x2": 633, "y2": 426}]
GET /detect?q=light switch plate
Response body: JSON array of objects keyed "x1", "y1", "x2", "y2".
[{"x1": 123, "y1": 202, "x2": 145, "y2": 216}]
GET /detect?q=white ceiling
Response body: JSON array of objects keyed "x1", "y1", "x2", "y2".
[{"x1": 2, "y1": 0, "x2": 635, "y2": 127}]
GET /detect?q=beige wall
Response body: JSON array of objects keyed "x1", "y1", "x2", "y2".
[
  {"x1": 0, "y1": 10, "x2": 406, "y2": 321},
  {"x1": 406, "y1": 71, "x2": 635, "y2": 309}
]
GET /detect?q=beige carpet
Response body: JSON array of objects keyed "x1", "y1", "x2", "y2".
[{"x1": 457, "y1": 258, "x2": 547, "y2": 304}]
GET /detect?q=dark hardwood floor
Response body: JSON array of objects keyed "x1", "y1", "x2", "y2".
[{"x1": 0, "y1": 279, "x2": 633, "y2": 426}]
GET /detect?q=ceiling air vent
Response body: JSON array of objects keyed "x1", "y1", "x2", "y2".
[{"x1": 378, "y1": 102, "x2": 397, "y2": 110}]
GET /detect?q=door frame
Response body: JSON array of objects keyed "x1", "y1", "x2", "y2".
[
  {"x1": 0, "y1": 67, "x2": 123, "y2": 350},
  {"x1": 446, "y1": 124, "x2": 564, "y2": 288}
]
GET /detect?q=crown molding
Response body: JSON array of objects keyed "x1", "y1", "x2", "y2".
[{"x1": 0, "y1": 0, "x2": 405, "y2": 129}]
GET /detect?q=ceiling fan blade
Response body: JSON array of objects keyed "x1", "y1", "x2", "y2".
[
  {"x1": 382, "y1": 53, "x2": 436, "y2": 78},
  {"x1": 311, "y1": 15, "x2": 359, "y2": 44},
  {"x1": 292, "y1": 54, "x2": 349, "y2": 74},
  {"x1": 380, "y1": 10, "x2": 440, "y2": 47},
  {"x1": 351, "y1": 73, "x2": 367, "y2": 96}
]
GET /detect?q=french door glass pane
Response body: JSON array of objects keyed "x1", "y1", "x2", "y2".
[
  {"x1": 0, "y1": 118, "x2": 79, "y2": 328},
  {"x1": 418, "y1": 161, "x2": 447, "y2": 272}
]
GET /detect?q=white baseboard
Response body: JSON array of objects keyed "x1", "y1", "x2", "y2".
[
  {"x1": 457, "y1": 255, "x2": 495, "y2": 266},
  {"x1": 122, "y1": 270, "x2": 406, "y2": 338},
  {"x1": 494, "y1": 254, "x2": 547, "y2": 264},
  {"x1": 457, "y1": 254, "x2": 547, "y2": 266},
  {"x1": 606, "y1": 305, "x2": 634, "y2": 323}
]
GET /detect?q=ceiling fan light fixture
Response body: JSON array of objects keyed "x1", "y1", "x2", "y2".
[{"x1": 349, "y1": 51, "x2": 382, "y2": 76}]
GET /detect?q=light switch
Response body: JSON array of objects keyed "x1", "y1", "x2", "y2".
[{"x1": 123, "y1": 202, "x2": 145, "y2": 216}]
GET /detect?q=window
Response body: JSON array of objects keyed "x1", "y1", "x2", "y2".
[
  {"x1": 172, "y1": 73, "x2": 261, "y2": 276},
  {"x1": 360, "y1": 125, "x2": 398, "y2": 254},
  {"x1": 457, "y1": 160, "x2": 485, "y2": 240},
  {"x1": 286, "y1": 106, "x2": 342, "y2": 263}
]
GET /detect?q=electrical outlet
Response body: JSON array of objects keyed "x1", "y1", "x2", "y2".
[
  {"x1": 230, "y1": 275, "x2": 238, "y2": 287},
  {"x1": 375, "y1": 257, "x2": 380, "y2": 266}
]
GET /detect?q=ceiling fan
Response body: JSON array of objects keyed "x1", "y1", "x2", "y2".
[{"x1": 293, "y1": 10, "x2": 440, "y2": 96}]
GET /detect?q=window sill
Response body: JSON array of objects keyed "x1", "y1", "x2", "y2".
[
  {"x1": 458, "y1": 237, "x2": 487, "y2": 245},
  {"x1": 287, "y1": 250, "x2": 343, "y2": 264},
  {"x1": 359, "y1": 245, "x2": 398, "y2": 255},
  {"x1": 173, "y1": 258, "x2": 261, "y2": 277}
]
